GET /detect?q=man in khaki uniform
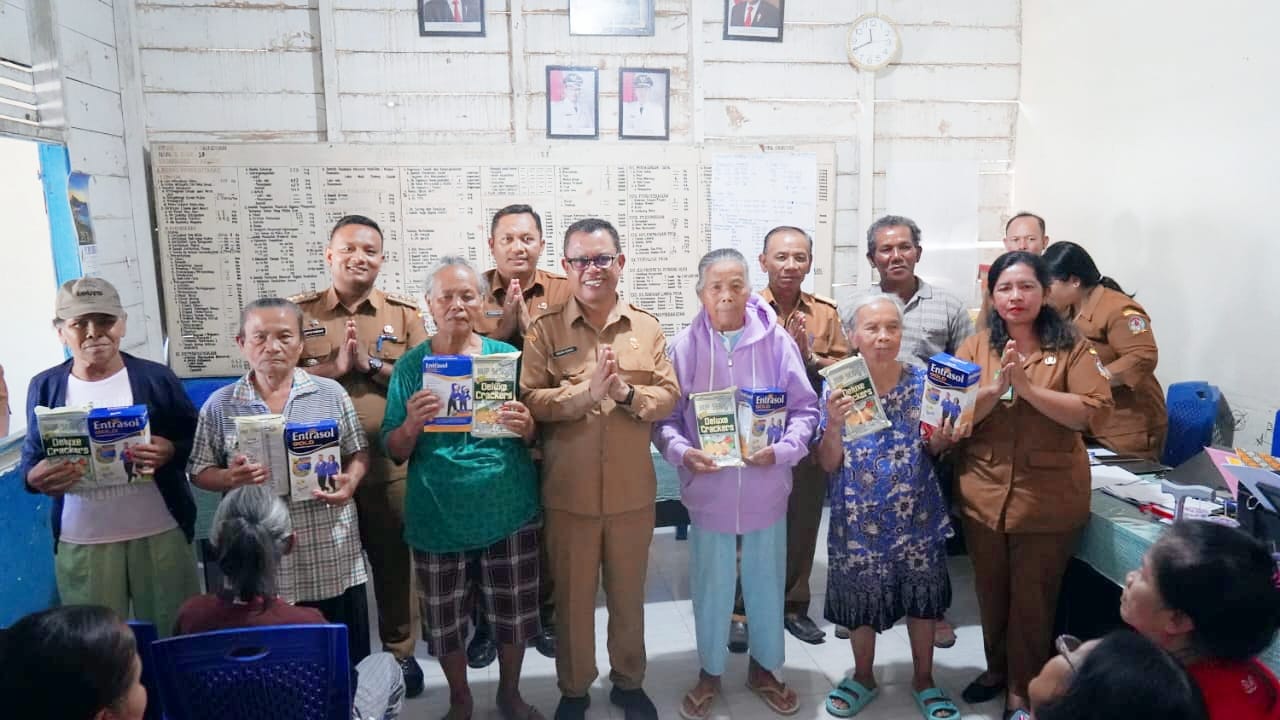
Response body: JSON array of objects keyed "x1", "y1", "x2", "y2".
[
  {"x1": 739, "y1": 226, "x2": 850, "y2": 647},
  {"x1": 471, "y1": 203, "x2": 572, "y2": 665},
  {"x1": 290, "y1": 214, "x2": 429, "y2": 696},
  {"x1": 521, "y1": 218, "x2": 680, "y2": 720}
]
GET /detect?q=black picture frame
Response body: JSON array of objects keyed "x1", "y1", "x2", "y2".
[
  {"x1": 722, "y1": 0, "x2": 784, "y2": 42},
  {"x1": 618, "y1": 68, "x2": 670, "y2": 141},
  {"x1": 569, "y1": 0, "x2": 656, "y2": 36},
  {"x1": 546, "y1": 66, "x2": 600, "y2": 139},
  {"x1": 419, "y1": 0, "x2": 486, "y2": 37}
]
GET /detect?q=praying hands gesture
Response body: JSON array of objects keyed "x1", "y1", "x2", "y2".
[{"x1": 493, "y1": 278, "x2": 532, "y2": 341}]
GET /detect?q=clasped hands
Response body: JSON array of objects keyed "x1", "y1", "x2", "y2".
[
  {"x1": 332, "y1": 319, "x2": 374, "y2": 375},
  {"x1": 588, "y1": 344, "x2": 634, "y2": 406}
]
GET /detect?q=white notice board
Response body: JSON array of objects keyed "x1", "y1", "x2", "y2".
[{"x1": 151, "y1": 143, "x2": 835, "y2": 377}]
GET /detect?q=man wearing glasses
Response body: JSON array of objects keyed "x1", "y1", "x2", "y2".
[{"x1": 521, "y1": 218, "x2": 680, "y2": 720}]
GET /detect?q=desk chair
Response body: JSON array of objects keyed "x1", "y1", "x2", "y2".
[
  {"x1": 149, "y1": 624, "x2": 352, "y2": 720},
  {"x1": 127, "y1": 620, "x2": 163, "y2": 720},
  {"x1": 1162, "y1": 381, "x2": 1220, "y2": 468}
]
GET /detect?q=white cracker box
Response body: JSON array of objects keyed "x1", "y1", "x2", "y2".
[
  {"x1": 232, "y1": 414, "x2": 288, "y2": 496},
  {"x1": 819, "y1": 356, "x2": 891, "y2": 440},
  {"x1": 471, "y1": 352, "x2": 521, "y2": 439},
  {"x1": 35, "y1": 405, "x2": 95, "y2": 489},
  {"x1": 691, "y1": 387, "x2": 745, "y2": 468}
]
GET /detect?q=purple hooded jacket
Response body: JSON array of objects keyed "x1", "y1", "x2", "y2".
[{"x1": 653, "y1": 294, "x2": 819, "y2": 534}]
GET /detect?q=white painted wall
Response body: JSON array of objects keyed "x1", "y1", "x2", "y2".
[
  {"x1": 1016, "y1": 0, "x2": 1280, "y2": 451},
  {"x1": 133, "y1": 0, "x2": 1022, "y2": 306}
]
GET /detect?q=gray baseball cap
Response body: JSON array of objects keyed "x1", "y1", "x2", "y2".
[{"x1": 55, "y1": 277, "x2": 126, "y2": 321}]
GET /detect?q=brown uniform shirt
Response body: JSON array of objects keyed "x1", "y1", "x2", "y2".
[
  {"x1": 759, "y1": 287, "x2": 851, "y2": 391},
  {"x1": 476, "y1": 268, "x2": 574, "y2": 350},
  {"x1": 1072, "y1": 286, "x2": 1166, "y2": 459},
  {"x1": 955, "y1": 331, "x2": 1114, "y2": 533},
  {"x1": 290, "y1": 286, "x2": 429, "y2": 484},
  {"x1": 520, "y1": 298, "x2": 681, "y2": 517}
]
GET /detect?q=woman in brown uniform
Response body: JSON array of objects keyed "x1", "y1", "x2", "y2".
[
  {"x1": 954, "y1": 251, "x2": 1113, "y2": 719},
  {"x1": 1043, "y1": 241, "x2": 1167, "y2": 461}
]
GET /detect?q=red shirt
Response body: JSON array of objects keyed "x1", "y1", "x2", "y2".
[
  {"x1": 1188, "y1": 658, "x2": 1280, "y2": 720},
  {"x1": 174, "y1": 594, "x2": 326, "y2": 636}
]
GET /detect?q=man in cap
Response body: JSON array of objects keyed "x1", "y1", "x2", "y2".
[
  {"x1": 20, "y1": 277, "x2": 201, "y2": 636},
  {"x1": 290, "y1": 214, "x2": 430, "y2": 696}
]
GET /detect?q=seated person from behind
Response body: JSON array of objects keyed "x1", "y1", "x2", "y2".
[{"x1": 175, "y1": 485, "x2": 404, "y2": 720}]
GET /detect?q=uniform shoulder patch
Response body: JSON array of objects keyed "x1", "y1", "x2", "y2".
[
  {"x1": 626, "y1": 304, "x2": 662, "y2": 323},
  {"x1": 542, "y1": 270, "x2": 569, "y2": 281},
  {"x1": 810, "y1": 293, "x2": 838, "y2": 308},
  {"x1": 288, "y1": 289, "x2": 323, "y2": 304},
  {"x1": 1126, "y1": 314, "x2": 1150, "y2": 334},
  {"x1": 385, "y1": 292, "x2": 421, "y2": 308}
]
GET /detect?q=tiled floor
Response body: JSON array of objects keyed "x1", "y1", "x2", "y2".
[{"x1": 398, "y1": 511, "x2": 1008, "y2": 719}]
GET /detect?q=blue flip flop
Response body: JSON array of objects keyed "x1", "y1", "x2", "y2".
[
  {"x1": 912, "y1": 687, "x2": 961, "y2": 720},
  {"x1": 825, "y1": 678, "x2": 878, "y2": 718}
]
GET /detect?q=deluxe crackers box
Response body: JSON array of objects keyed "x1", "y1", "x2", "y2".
[
  {"x1": 35, "y1": 405, "x2": 94, "y2": 488},
  {"x1": 285, "y1": 419, "x2": 341, "y2": 502},
  {"x1": 737, "y1": 388, "x2": 787, "y2": 456},
  {"x1": 232, "y1": 414, "x2": 288, "y2": 496},
  {"x1": 921, "y1": 352, "x2": 981, "y2": 441},
  {"x1": 819, "y1": 356, "x2": 891, "y2": 439},
  {"x1": 422, "y1": 355, "x2": 473, "y2": 432},
  {"x1": 87, "y1": 405, "x2": 152, "y2": 486},
  {"x1": 691, "y1": 388, "x2": 745, "y2": 468},
  {"x1": 471, "y1": 352, "x2": 521, "y2": 439}
]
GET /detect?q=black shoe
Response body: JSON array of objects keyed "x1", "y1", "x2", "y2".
[
  {"x1": 533, "y1": 626, "x2": 557, "y2": 658},
  {"x1": 783, "y1": 614, "x2": 826, "y2": 644},
  {"x1": 466, "y1": 631, "x2": 497, "y2": 669},
  {"x1": 727, "y1": 619, "x2": 749, "y2": 654},
  {"x1": 961, "y1": 675, "x2": 1007, "y2": 704},
  {"x1": 609, "y1": 687, "x2": 658, "y2": 720},
  {"x1": 398, "y1": 655, "x2": 425, "y2": 699},
  {"x1": 554, "y1": 694, "x2": 590, "y2": 720},
  {"x1": 834, "y1": 625, "x2": 850, "y2": 640}
]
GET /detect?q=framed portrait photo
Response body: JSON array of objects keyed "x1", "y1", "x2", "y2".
[
  {"x1": 420, "y1": 0, "x2": 485, "y2": 37},
  {"x1": 723, "y1": 0, "x2": 784, "y2": 42},
  {"x1": 546, "y1": 66, "x2": 599, "y2": 139},
  {"x1": 569, "y1": 0, "x2": 655, "y2": 36},
  {"x1": 618, "y1": 68, "x2": 669, "y2": 140}
]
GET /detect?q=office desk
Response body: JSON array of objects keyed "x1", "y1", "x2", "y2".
[{"x1": 1075, "y1": 489, "x2": 1280, "y2": 672}]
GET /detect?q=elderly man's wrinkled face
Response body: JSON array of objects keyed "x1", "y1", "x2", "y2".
[
  {"x1": 428, "y1": 266, "x2": 483, "y2": 335},
  {"x1": 698, "y1": 260, "x2": 750, "y2": 332},
  {"x1": 869, "y1": 225, "x2": 919, "y2": 285},
  {"x1": 237, "y1": 308, "x2": 303, "y2": 377},
  {"x1": 759, "y1": 229, "x2": 812, "y2": 295},
  {"x1": 59, "y1": 313, "x2": 126, "y2": 369}
]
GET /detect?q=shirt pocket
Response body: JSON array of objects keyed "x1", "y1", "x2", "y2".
[
  {"x1": 617, "y1": 351, "x2": 655, "y2": 386},
  {"x1": 553, "y1": 355, "x2": 589, "y2": 385},
  {"x1": 371, "y1": 337, "x2": 407, "y2": 362},
  {"x1": 301, "y1": 336, "x2": 334, "y2": 367}
]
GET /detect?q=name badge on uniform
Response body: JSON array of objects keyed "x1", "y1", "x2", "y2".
[
  {"x1": 303, "y1": 327, "x2": 326, "y2": 338},
  {"x1": 485, "y1": 310, "x2": 504, "y2": 318},
  {"x1": 553, "y1": 346, "x2": 578, "y2": 358}
]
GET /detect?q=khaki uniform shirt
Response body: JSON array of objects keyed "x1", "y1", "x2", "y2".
[
  {"x1": 290, "y1": 286, "x2": 429, "y2": 484},
  {"x1": 759, "y1": 287, "x2": 851, "y2": 392},
  {"x1": 1073, "y1": 286, "x2": 1166, "y2": 459},
  {"x1": 955, "y1": 331, "x2": 1113, "y2": 533},
  {"x1": 477, "y1": 268, "x2": 574, "y2": 350},
  {"x1": 520, "y1": 297, "x2": 680, "y2": 517}
]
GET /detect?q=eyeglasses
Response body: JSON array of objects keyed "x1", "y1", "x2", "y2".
[
  {"x1": 566, "y1": 254, "x2": 617, "y2": 271},
  {"x1": 1056, "y1": 634, "x2": 1083, "y2": 673}
]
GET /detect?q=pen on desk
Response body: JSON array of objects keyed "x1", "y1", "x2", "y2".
[{"x1": 1138, "y1": 503, "x2": 1175, "y2": 520}]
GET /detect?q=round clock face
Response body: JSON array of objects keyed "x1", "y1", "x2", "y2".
[{"x1": 848, "y1": 15, "x2": 900, "y2": 71}]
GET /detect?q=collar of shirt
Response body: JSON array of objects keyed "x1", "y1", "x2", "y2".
[
  {"x1": 322, "y1": 286, "x2": 382, "y2": 315},
  {"x1": 1075, "y1": 284, "x2": 1106, "y2": 323},
  {"x1": 879, "y1": 276, "x2": 933, "y2": 312},
  {"x1": 565, "y1": 294, "x2": 630, "y2": 333},
  {"x1": 232, "y1": 367, "x2": 318, "y2": 404},
  {"x1": 759, "y1": 286, "x2": 813, "y2": 322}
]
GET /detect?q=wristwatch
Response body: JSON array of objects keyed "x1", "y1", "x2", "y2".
[
  {"x1": 366, "y1": 357, "x2": 384, "y2": 376},
  {"x1": 621, "y1": 384, "x2": 636, "y2": 406}
]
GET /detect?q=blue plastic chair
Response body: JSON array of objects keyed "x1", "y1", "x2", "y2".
[
  {"x1": 149, "y1": 624, "x2": 352, "y2": 720},
  {"x1": 1162, "y1": 381, "x2": 1221, "y2": 468},
  {"x1": 127, "y1": 620, "x2": 164, "y2": 720}
]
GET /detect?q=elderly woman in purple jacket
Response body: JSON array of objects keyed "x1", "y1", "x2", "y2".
[{"x1": 654, "y1": 248, "x2": 819, "y2": 719}]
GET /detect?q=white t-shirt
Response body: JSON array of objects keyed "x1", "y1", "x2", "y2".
[{"x1": 60, "y1": 366, "x2": 179, "y2": 544}]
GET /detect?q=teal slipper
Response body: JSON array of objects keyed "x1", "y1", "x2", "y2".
[
  {"x1": 913, "y1": 687, "x2": 961, "y2": 720},
  {"x1": 824, "y1": 678, "x2": 878, "y2": 718}
]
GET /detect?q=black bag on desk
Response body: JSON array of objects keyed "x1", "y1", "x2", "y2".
[{"x1": 1237, "y1": 485, "x2": 1280, "y2": 546}]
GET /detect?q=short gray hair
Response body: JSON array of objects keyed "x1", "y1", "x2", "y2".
[
  {"x1": 844, "y1": 292, "x2": 905, "y2": 331},
  {"x1": 865, "y1": 215, "x2": 922, "y2": 257},
  {"x1": 423, "y1": 256, "x2": 488, "y2": 299},
  {"x1": 211, "y1": 485, "x2": 292, "y2": 602},
  {"x1": 695, "y1": 248, "x2": 750, "y2": 293}
]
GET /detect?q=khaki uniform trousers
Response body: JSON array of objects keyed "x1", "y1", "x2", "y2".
[
  {"x1": 545, "y1": 505, "x2": 654, "y2": 697},
  {"x1": 962, "y1": 517, "x2": 1082, "y2": 700}
]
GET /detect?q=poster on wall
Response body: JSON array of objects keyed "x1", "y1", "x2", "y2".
[
  {"x1": 569, "y1": 0, "x2": 655, "y2": 36},
  {"x1": 68, "y1": 171, "x2": 98, "y2": 272},
  {"x1": 419, "y1": 0, "x2": 485, "y2": 36},
  {"x1": 546, "y1": 66, "x2": 599, "y2": 139},
  {"x1": 723, "y1": 0, "x2": 784, "y2": 42},
  {"x1": 619, "y1": 68, "x2": 669, "y2": 140}
]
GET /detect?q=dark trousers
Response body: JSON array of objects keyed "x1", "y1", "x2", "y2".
[{"x1": 299, "y1": 581, "x2": 372, "y2": 665}]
